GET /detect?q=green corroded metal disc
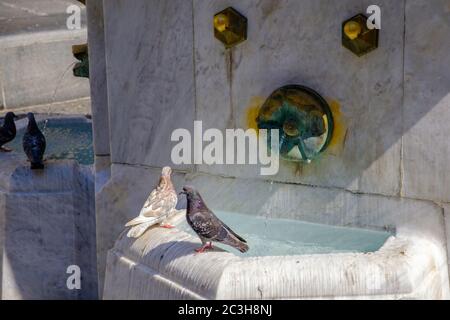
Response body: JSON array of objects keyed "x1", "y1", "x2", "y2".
[{"x1": 257, "y1": 85, "x2": 334, "y2": 163}]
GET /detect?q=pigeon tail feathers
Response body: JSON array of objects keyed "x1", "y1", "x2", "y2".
[
  {"x1": 223, "y1": 223, "x2": 247, "y2": 243},
  {"x1": 127, "y1": 220, "x2": 157, "y2": 238},
  {"x1": 236, "y1": 241, "x2": 249, "y2": 253},
  {"x1": 125, "y1": 215, "x2": 156, "y2": 227},
  {"x1": 224, "y1": 232, "x2": 249, "y2": 253}
]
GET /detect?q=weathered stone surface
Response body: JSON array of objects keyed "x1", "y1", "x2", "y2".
[
  {"x1": 0, "y1": 160, "x2": 81, "y2": 193},
  {"x1": 193, "y1": 0, "x2": 404, "y2": 196},
  {"x1": 0, "y1": 192, "x2": 4, "y2": 295},
  {"x1": 103, "y1": 0, "x2": 195, "y2": 170},
  {"x1": 87, "y1": 1, "x2": 111, "y2": 296},
  {"x1": 1, "y1": 98, "x2": 91, "y2": 117},
  {"x1": 402, "y1": 0, "x2": 450, "y2": 202},
  {"x1": 194, "y1": 0, "x2": 234, "y2": 132},
  {"x1": 94, "y1": 155, "x2": 111, "y2": 192},
  {"x1": 95, "y1": 163, "x2": 186, "y2": 293},
  {"x1": 0, "y1": 0, "x2": 90, "y2": 109},
  {"x1": 87, "y1": 0, "x2": 110, "y2": 156},
  {"x1": 105, "y1": 233, "x2": 448, "y2": 299},
  {"x1": 74, "y1": 165, "x2": 98, "y2": 299},
  {"x1": 445, "y1": 204, "x2": 450, "y2": 281},
  {"x1": 3, "y1": 192, "x2": 78, "y2": 299},
  {"x1": 0, "y1": 0, "x2": 85, "y2": 40},
  {"x1": 96, "y1": 0, "x2": 450, "y2": 299},
  {"x1": 103, "y1": 169, "x2": 449, "y2": 299},
  {"x1": 0, "y1": 159, "x2": 97, "y2": 299},
  {"x1": 0, "y1": 38, "x2": 90, "y2": 109},
  {"x1": 100, "y1": 164, "x2": 447, "y2": 246},
  {"x1": 95, "y1": 163, "x2": 450, "y2": 297},
  {"x1": 0, "y1": 0, "x2": 82, "y2": 30}
]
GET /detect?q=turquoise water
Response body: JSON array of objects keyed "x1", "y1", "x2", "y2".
[
  {"x1": 178, "y1": 210, "x2": 392, "y2": 257},
  {"x1": 6, "y1": 120, "x2": 94, "y2": 165}
]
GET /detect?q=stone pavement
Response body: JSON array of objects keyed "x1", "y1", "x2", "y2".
[
  {"x1": 0, "y1": 0, "x2": 90, "y2": 110},
  {"x1": 0, "y1": 97, "x2": 91, "y2": 118}
]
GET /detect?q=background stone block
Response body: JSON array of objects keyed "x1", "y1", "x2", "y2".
[
  {"x1": 87, "y1": 0, "x2": 110, "y2": 157},
  {"x1": 0, "y1": 0, "x2": 90, "y2": 109},
  {"x1": 0, "y1": 160, "x2": 97, "y2": 299},
  {"x1": 402, "y1": 0, "x2": 450, "y2": 202},
  {"x1": 103, "y1": 0, "x2": 195, "y2": 170}
]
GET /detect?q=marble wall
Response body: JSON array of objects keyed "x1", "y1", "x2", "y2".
[
  {"x1": 0, "y1": 159, "x2": 98, "y2": 299},
  {"x1": 86, "y1": 0, "x2": 110, "y2": 295},
  {"x1": 87, "y1": 0, "x2": 110, "y2": 158},
  {"x1": 91, "y1": 0, "x2": 450, "y2": 294},
  {"x1": 402, "y1": 0, "x2": 450, "y2": 202},
  {"x1": 103, "y1": 0, "x2": 196, "y2": 171},
  {"x1": 194, "y1": 0, "x2": 404, "y2": 196}
]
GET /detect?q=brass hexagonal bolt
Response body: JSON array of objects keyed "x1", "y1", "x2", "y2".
[
  {"x1": 342, "y1": 14, "x2": 379, "y2": 57},
  {"x1": 214, "y1": 7, "x2": 247, "y2": 49}
]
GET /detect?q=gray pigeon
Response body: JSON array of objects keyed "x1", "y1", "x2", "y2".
[
  {"x1": 180, "y1": 186, "x2": 249, "y2": 254},
  {"x1": 23, "y1": 113, "x2": 46, "y2": 169},
  {"x1": 0, "y1": 112, "x2": 17, "y2": 152}
]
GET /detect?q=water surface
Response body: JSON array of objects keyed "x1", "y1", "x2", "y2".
[
  {"x1": 178, "y1": 210, "x2": 392, "y2": 257},
  {"x1": 6, "y1": 119, "x2": 93, "y2": 165}
]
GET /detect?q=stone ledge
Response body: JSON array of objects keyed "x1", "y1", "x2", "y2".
[
  {"x1": 97, "y1": 163, "x2": 450, "y2": 299},
  {"x1": 104, "y1": 213, "x2": 448, "y2": 299},
  {"x1": 0, "y1": 157, "x2": 97, "y2": 299}
]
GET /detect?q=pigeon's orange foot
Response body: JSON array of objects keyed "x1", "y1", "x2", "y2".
[
  {"x1": 195, "y1": 247, "x2": 206, "y2": 253},
  {"x1": 160, "y1": 223, "x2": 175, "y2": 229},
  {"x1": 0, "y1": 146, "x2": 12, "y2": 152},
  {"x1": 195, "y1": 242, "x2": 213, "y2": 253},
  {"x1": 205, "y1": 242, "x2": 213, "y2": 250}
]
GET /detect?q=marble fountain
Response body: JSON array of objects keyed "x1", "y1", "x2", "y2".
[
  {"x1": 89, "y1": 0, "x2": 450, "y2": 300},
  {"x1": 103, "y1": 85, "x2": 449, "y2": 299},
  {"x1": 0, "y1": 114, "x2": 97, "y2": 299},
  {"x1": 104, "y1": 173, "x2": 449, "y2": 299},
  {"x1": 0, "y1": 0, "x2": 447, "y2": 301}
]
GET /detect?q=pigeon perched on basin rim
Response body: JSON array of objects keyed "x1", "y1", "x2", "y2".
[
  {"x1": 180, "y1": 186, "x2": 249, "y2": 254},
  {"x1": 23, "y1": 113, "x2": 46, "y2": 169},
  {"x1": 125, "y1": 166, "x2": 179, "y2": 238},
  {"x1": 0, "y1": 112, "x2": 17, "y2": 152}
]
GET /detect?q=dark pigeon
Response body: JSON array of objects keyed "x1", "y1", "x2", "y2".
[
  {"x1": 23, "y1": 113, "x2": 46, "y2": 170},
  {"x1": 180, "y1": 186, "x2": 249, "y2": 254},
  {"x1": 0, "y1": 112, "x2": 17, "y2": 152}
]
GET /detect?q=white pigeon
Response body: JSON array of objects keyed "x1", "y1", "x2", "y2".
[{"x1": 125, "y1": 166, "x2": 178, "y2": 238}]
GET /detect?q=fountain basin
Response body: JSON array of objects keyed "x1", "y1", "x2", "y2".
[
  {"x1": 103, "y1": 172, "x2": 449, "y2": 300},
  {"x1": 176, "y1": 211, "x2": 392, "y2": 257},
  {"x1": 5, "y1": 114, "x2": 93, "y2": 166},
  {"x1": 104, "y1": 219, "x2": 442, "y2": 299}
]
